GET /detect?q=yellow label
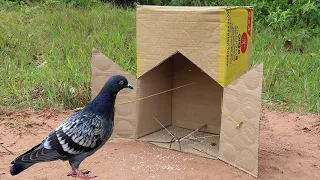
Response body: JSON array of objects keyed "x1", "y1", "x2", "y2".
[
  {"x1": 218, "y1": 9, "x2": 227, "y2": 86},
  {"x1": 219, "y1": 7, "x2": 253, "y2": 87}
]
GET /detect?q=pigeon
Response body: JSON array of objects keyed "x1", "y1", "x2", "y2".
[{"x1": 10, "y1": 75, "x2": 134, "y2": 179}]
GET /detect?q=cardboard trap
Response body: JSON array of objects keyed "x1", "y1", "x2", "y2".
[
  {"x1": 139, "y1": 125, "x2": 220, "y2": 159},
  {"x1": 91, "y1": 5, "x2": 263, "y2": 178}
]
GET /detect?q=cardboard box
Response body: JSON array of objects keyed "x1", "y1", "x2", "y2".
[
  {"x1": 136, "y1": 5, "x2": 254, "y2": 87},
  {"x1": 91, "y1": 5, "x2": 263, "y2": 178}
]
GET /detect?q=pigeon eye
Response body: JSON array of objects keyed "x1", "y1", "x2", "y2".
[{"x1": 119, "y1": 81, "x2": 124, "y2": 85}]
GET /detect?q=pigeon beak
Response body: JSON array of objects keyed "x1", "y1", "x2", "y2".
[{"x1": 126, "y1": 83, "x2": 134, "y2": 90}]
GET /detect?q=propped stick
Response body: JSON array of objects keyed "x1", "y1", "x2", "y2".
[
  {"x1": 169, "y1": 137, "x2": 175, "y2": 149},
  {"x1": 154, "y1": 117, "x2": 180, "y2": 150},
  {"x1": 149, "y1": 120, "x2": 212, "y2": 152},
  {"x1": 188, "y1": 135, "x2": 220, "y2": 139},
  {"x1": 154, "y1": 117, "x2": 175, "y2": 138},
  {"x1": 180, "y1": 135, "x2": 220, "y2": 142},
  {"x1": 135, "y1": 139, "x2": 173, "y2": 144},
  {"x1": 178, "y1": 124, "x2": 208, "y2": 141},
  {"x1": 174, "y1": 124, "x2": 207, "y2": 151},
  {"x1": 192, "y1": 147, "x2": 218, "y2": 160}
]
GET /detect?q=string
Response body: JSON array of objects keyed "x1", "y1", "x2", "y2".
[
  {"x1": 220, "y1": 95, "x2": 243, "y2": 129},
  {"x1": 116, "y1": 81, "x2": 242, "y2": 128},
  {"x1": 221, "y1": 111, "x2": 243, "y2": 128},
  {"x1": 116, "y1": 82, "x2": 197, "y2": 105}
]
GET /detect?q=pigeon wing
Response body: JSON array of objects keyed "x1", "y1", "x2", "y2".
[
  {"x1": 45, "y1": 112, "x2": 107, "y2": 155},
  {"x1": 12, "y1": 111, "x2": 107, "y2": 164}
]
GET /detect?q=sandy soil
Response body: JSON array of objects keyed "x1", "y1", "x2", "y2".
[{"x1": 0, "y1": 107, "x2": 319, "y2": 180}]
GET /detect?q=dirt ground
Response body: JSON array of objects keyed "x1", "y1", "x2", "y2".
[{"x1": 0, "y1": 107, "x2": 319, "y2": 180}]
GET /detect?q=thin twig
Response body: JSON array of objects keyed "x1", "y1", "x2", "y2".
[
  {"x1": 135, "y1": 139, "x2": 173, "y2": 144},
  {"x1": 173, "y1": 124, "x2": 207, "y2": 151},
  {"x1": 0, "y1": 144, "x2": 14, "y2": 155},
  {"x1": 169, "y1": 137, "x2": 175, "y2": 148},
  {"x1": 181, "y1": 135, "x2": 220, "y2": 141},
  {"x1": 154, "y1": 117, "x2": 175, "y2": 138},
  {"x1": 154, "y1": 117, "x2": 181, "y2": 150},
  {"x1": 178, "y1": 124, "x2": 208, "y2": 141},
  {"x1": 149, "y1": 119, "x2": 216, "y2": 152},
  {"x1": 192, "y1": 147, "x2": 218, "y2": 160},
  {"x1": 191, "y1": 134, "x2": 220, "y2": 138},
  {"x1": 73, "y1": 107, "x2": 83, "y2": 112},
  {"x1": 169, "y1": 126, "x2": 176, "y2": 148},
  {"x1": 181, "y1": 138, "x2": 201, "y2": 142}
]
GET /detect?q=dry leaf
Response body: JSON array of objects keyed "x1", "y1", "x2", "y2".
[
  {"x1": 309, "y1": 53, "x2": 316, "y2": 57},
  {"x1": 69, "y1": 86, "x2": 75, "y2": 94},
  {"x1": 37, "y1": 61, "x2": 47, "y2": 68}
]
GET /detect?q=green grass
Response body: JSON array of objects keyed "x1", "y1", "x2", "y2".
[
  {"x1": 0, "y1": 1, "x2": 319, "y2": 113},
  {"x1": 253, "y1": 27, "x2": 320, "y2": 113},
  {"x1": 0, "y1": 1, "x2": 136, "y2": 109}
]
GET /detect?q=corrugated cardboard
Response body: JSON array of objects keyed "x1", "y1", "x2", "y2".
[
  {"x1": 91, "y1": 49, "x2": 138, "y2": 138},
  {"x1": 136, "y1": 58, "x2": 173, "y2": 137},
  {"x1": 219, "y1": 63, "x2": 263, "y2": 177},
  {"x1": 91, "y1": 5, "x2": 262, "y2": 178},
  {"x1": 171, "y1": 53, "x2": 223, "y2": 134},
  {"x1": 136, "y1": 5, "x2": 253, "y2": 87}
]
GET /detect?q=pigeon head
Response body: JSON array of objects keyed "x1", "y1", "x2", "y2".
[
  {"x1": 105, "y1": 75, "x2": 134, "y2": 93},
  {"x1": 88, "y1": 75, "x2": 133, "y2": 112}
]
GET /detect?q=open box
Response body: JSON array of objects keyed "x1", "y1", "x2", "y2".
[{"x1": 91, "y1": 5, "x2": 263, "y2": 178}]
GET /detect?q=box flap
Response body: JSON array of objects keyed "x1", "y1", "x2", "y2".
[
  {"x1": 219, "y1": 63, "x2": 263, "y2": 177},
  {"x1": 136, "y1": 5, "x2": 222, "y2": 82},
  {"x1": 91, "y1": 49, "x2": 138, "y2": 138}
]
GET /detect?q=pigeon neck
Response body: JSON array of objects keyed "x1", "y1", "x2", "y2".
[{"x1": 88, "y1": 87, "x2": 118, "y2": 115}]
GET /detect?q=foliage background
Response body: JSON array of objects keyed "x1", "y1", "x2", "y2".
[{"x1": 0, "y1": 0, "x2": 319, "y2": 113}]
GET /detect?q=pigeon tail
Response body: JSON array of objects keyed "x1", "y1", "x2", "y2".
[
  {"x1": 10, "y1": 143, "x2": 41, "y2": 176},
  {"x1": 10, "y1": 163, "x2": 34, "y2": 176}
]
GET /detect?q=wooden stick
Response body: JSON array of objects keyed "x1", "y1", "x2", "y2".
[
  {"x1": 0, "y1": 144, "x2": 14, "y2": 155},
  {"x1": 182, "y1": 139, "x2": 201, "y2": 142},
  {"x1": 152, "y1": 118, "x2": 184, "y2": 151},
  {"x1": 154, "y1": 117, "x2": 175, "y2": 138},
  {"x1": 146, "y1": 120, "x2": 215, "y2": 152},
  {"x1": 135, "y1": 139, "x2": 173, "y2": 144},
  {"x1": 173, "y1": 124, "x2": 207, "y2": 151},
  {"x1": 180, "y1": 135, "x2": 220, "y2": 142},
  {"x1": 178, "y1": 124, "x2": 208, "y2": 141},
  {"x1": 192, "y1": 147, "x2": 218, "y2": 160},
  {"x1": 169, "y1": 137, "x2": 175, "y2": 148}
]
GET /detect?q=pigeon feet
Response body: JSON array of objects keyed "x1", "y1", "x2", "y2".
[
  {"x1": 67, "y1": 169, "x2": 97, "y2": 179},
  {"x1": 67, "y1": 169, "x2": 90, "y2": 176}
]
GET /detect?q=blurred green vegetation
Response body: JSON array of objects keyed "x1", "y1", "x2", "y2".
[{"x1": 0, "y1": 0, "x2": 319, "y2": 113}]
